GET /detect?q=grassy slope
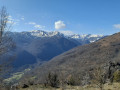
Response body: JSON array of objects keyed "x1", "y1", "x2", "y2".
[{"x1": 19, "y1": 83, "x2": 120, "y2": 90}]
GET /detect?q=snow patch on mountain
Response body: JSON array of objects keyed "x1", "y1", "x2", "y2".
[{"x1": 11, "y1": 30, "x2": 105, "y2": 43}]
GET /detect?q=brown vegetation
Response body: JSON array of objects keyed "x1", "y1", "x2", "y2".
[
  {"x1": 91, "y1": 66, "x2": 106, "y2": 90},
  {"x1": 28, "y1": 31, "x2": 120, "y2": 84}
]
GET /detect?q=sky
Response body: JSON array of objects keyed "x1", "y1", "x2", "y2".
[{"x1": 0, "y1": 0, "x2": 120, "y2": 35}]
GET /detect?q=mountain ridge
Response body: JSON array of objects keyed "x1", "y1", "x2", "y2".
[
  {"x1": 8, "y1": 30, "x2": 105, "y2": 68},
  {"x1": 11, "y1": 30, "x2": 105, "y2": 44}
]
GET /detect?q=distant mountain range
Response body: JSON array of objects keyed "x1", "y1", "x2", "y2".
[
  {"x1": 10, "y1": 30, "x2": 105, "y2": 44},
  {"x1": 8, "y1": 30, "x2": 105, "y2": 68}
]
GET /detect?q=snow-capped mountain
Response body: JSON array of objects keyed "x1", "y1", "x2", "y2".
[
  {"x1": 12, "y1": 30, "x2": 104, "y2": 43},
  {"x1": 70, "y1": 34, "x2": 104, "y2": 39},
  {"x1": 69, "y1": 34, "x2": 104, "y2": 43},
  {"x1": 28, "y1": 30, "x2": 64, "y2": 37}
]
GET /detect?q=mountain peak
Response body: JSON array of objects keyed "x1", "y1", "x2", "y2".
[{"x1": 27, "y1": 30, "x2": 64, "y2": 37}]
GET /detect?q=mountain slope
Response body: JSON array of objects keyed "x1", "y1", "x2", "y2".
[
  {"x1": 24, "y1": 35, "x2": 79, "y2": 61},
  {"x1": 13, "y1": 49, "x2": 36, "y2": 68},
  {"x1": 34, "y1": 32, "x2": 120, "y2": 77}
]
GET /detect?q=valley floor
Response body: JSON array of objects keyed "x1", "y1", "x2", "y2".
[{"x1": 19, "y1": 83, "x2": 120, "y2": 90}]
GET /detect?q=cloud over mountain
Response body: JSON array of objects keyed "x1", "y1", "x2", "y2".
[
  {"x1": 28, "y1": 22, "x2": 45, "y2": 29},
  {"x1": 113, "y1": 24, "x2": 120, "y2": 29},
  {"x1": 55, "y1": 20, "x2": 66, "y2": 30}
]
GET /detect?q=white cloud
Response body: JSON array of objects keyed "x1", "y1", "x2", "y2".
[
  {"x1": 7, "y1": 15, "x2": 20, "y2": 25},
  {"x1": 20, "y1": 16, "x2": 25, "y2": 20},
  {"x1": 7, "y1": 16, "x2": 14, "y2": 24},
  {"x1": 8, "y1": 15, "x2": 12, "y2": 18},
  {"x1": 27, "y1": 22, "x2": 45, "y2": 29},
  {"x1": 59, "y1": 30, "x2": 74, "y2": 35},
  {"x1": 55, "y1": 20, "x2": 66, "y2": 30},
  {"x1": 113, "y1": 24, "x2": 120, "y2": 29},
  {"x1": 34, "y1": 25, "x2": 45, "y2": 29},
  {"x1": 7, "y1": 21, "x2": 13, "y2": 24},
  {"x1": 8, "y1": 15, "x2": 14, "y2": 21},
  {"x1": 28, "y1": 22, "x2": 36, "y2": 25},
  {"x1": 21, "y1": 17, "x2": 24, "y2": 20}
]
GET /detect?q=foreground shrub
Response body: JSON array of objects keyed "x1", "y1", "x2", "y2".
[
  {"x1": 66, "y1": 75, "x2": 75, "y2": 86},
  {"x1": 45, "y1": 72, "x2": 59, "y2": 88},
  {"x1": 113, "y1": 70, "x2": 120, "y2": 82}
]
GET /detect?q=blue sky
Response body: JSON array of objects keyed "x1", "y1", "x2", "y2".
[{"x1": 0, "y1": 0, "x2": 120, "y2": 35}]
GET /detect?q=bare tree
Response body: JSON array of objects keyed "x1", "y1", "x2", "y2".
[
  {"x1": 0, "y1": 6, "x2": 15, "y2": 89},
  {"x1": 0, "y1": 7, "x2": 14, "y2": 54},
  {"x1": 91, "y1": 66, "x2": 106, "y2": 90}
]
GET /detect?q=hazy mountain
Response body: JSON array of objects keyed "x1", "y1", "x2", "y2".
[
  {"x1": 24, "y1": 36, "x2": 78, "y2": 61},
  {"x1": 9, "y1": 30, "x2": 104, "y2": 68}
]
